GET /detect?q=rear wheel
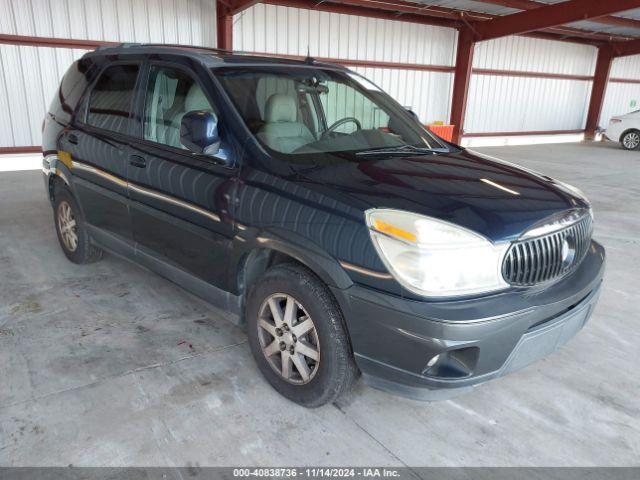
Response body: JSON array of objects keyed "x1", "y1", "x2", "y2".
[
  {"x1": 621, "y1": 130, "x2": 640, "y2": 150},
  {"x1": 246, "y1": 263, "x2": 358, "y2": 407},
  {"x1": 53, "y1": 188, "x2": 103, "y2": 264}
]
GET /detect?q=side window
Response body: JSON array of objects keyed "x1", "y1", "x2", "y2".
[
  {"x1": 49, "y1": 59, "x2": 95, "y2": 123},
  {"x1": 87, "y1": 64, "x2": 139, "y2": 135},
  {"x1": 144, "y1": 65, "x2": 215, "y2": 149}
]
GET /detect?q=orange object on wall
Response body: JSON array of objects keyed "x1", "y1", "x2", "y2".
[{"x1": 427, "y1": 124, "x2": 455, "y2": 142}]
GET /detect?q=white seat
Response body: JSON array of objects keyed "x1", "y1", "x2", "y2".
[
  {"x1": 164, "y1": 84, "x2": 213, "y2": 149},
  {"x1": 257, "y1": 94, "x2": 315, "y2": 153}
]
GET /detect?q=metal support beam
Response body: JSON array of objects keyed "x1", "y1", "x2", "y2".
[
  {"x1": 0, "y1": 33, "x2": 113, "y2": 49},
  {"x1": 450, "y1": 28, "x2": 475, "y2": 144},
  {"x1": 477, "y1": 0, "x2": 640, "y2": 30},
  {"x1": 262, "y1": 0, "x2": 631, "y2": 44},
  {"x1": 216, "y1": 4, "x2": 233, "y2": 50},
  {"x1": 262, "y1": 0, "x2": 462, "y2": 28},
  {"x1": 585, "y1": 46, "x2": 614, "y2": 140},
  {"x1": 473, "y1": 0, "x2": 640, "y2": 41},
  {"x1": 610, "y1": 38, "x2": 640, "y2": 57}
]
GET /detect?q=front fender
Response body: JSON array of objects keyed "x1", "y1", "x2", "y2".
[{"x1": 233, "y1": 226, "x2": 354, "y2": 291}]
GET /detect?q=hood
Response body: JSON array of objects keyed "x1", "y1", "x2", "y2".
[{"x1": 290, "y1": 149, "x2": 589, "y2": 242}]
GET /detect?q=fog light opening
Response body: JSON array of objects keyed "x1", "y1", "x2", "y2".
[{"x1": 422, "y1": 347, "x2": 479, "y2": 379}]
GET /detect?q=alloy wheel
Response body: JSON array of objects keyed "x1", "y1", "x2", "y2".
[
  {"x1": 623, "y1": 132, "x2": 640, "y2": 149},
  {"x1": 57, "y1": 200, "x2": 78, "y2": 252},
  {"x1": 257, "y1": 293, "x2": 320, "y2": 385}
]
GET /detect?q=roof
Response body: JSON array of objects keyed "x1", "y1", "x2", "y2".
[{"x1": 88, "y1": 43, "x2": 349, "y2": 70}]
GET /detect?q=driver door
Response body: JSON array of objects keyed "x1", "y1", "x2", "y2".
[{"x1": 127, "y1": 62, "x2": 238, "y2": 291}]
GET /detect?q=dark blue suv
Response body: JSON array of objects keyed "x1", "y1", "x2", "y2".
[{"x1": 42, "y1": 44, "x2": 605, "y2": 407}]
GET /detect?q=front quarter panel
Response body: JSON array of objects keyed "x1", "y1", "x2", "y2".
[{"x1": 231, "y1": 163, "x2": 402, "y2": 295}]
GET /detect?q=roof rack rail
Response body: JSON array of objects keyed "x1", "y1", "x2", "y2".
[
  {"x1": 141, "y1": 43, "x2": 233, "y2": 53},
  {"x1": 95, "y1": 42, "x2": 142, "y2": 50}
]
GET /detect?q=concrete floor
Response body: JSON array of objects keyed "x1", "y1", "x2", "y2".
[{"x1": 0, "y1": 142, "x2": 638, "y2": 466}]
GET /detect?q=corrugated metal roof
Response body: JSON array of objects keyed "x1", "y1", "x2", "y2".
[
  {"x1": 415, "y1": 1, "x2": 640, "y2": 40},
  {"x1": 567, "y1": 20, "x2": 640, "y2": 38},
  {"x1": 611, "y1": 8, "x2": 640, "y2": 20},
  {"x1": 411, "y1": 0, "x2": 518, "y2": 16}
]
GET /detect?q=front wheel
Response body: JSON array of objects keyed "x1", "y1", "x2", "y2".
[
  {"x1": 621, "y1": 130, "x2": 640, "y2": 150},
  {"x1": 246, "y1": 263, "x2": 358, "y2": 407}
]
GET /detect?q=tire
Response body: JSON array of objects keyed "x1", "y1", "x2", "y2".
[
  {"x1": 53, "y1": 187, "x2": 103, "y2": 264},
  {"x1": 621, "y1": 130, "x2": 640, "y2": 150},
  {"x1": 246, "y1": 263, "x2": 358, "y2": 407}
]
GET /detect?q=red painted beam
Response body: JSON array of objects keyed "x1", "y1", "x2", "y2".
[
  {"x1": 322, "y1": 0, "x2": 491, "y2": 21},
  {"x1": 229, "y1": 0, "x2": 263, "y2": 15},
  {"x1": 0, "y1": 146, "x2": 42, "y2": 154},
  {"x1": 450, "y1": 28, "x2": 476, "y2": 144},
  {"x1": 610, "y1": 38, "x2": 640, "y2": 56},
  {"x1": 473, "y1": 68, "x2": 593, "y2": 81},
  {"x1": 261, "y1": 0, "x2": 462, "y2": 28},
  {"x1": 0, "y1": 33, "x2": 113, "y2": 49},
  {"x1": 217, "y1": 3, "x2": 233, "y2": 50},
  {"x1": 463, "y1": 129, "x2": 584, "y2": 137},
  {"x1": 268, "y1": 0, "x2": 633, "y2": 44},
  {"x1": 493, "y1": 0, "x2": 640, "y2": 29},
  {"x1": 585, "y1": 46, "x2": 614, "y2": 139},
  {"x1": 473, "y1": 0, "x2": 640, "y2": 41},
  {"x1": 478, "y1": 0, "x2": 640, "y2": 30},
  {"x1": 610, "y1": 77, "x2": 640, "y2": 84}
]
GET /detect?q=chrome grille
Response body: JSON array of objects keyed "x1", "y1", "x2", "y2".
[{"x1": 503, "y1": 213, "x2": 593, "y2": 286}]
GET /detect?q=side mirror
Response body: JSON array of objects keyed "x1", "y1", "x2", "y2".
[
  {"x1": 180, "y1": 110, "x2": 220, "y2": 155},
  {"x1": 405, "y1": 107, "x2": 420, "y2": 122}
]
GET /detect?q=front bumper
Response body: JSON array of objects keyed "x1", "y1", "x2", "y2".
[{"x1": 331, "y1": 240, "x2": 605, "y2": 400}]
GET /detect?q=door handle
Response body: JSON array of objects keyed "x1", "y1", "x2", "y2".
[
  {"x1": 129, "y1": 155, "x2": 146, "y2": 168},
  {"x1": 68, "y1": 133, "x2": 79, "y2": 145}
]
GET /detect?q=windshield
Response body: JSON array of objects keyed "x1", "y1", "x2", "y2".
[{"x1": 214, "y1": 66, "x2": 447, "y2": 161}]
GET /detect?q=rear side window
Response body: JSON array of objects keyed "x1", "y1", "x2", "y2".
[
  {"x1": 87, "y1": 64, "x2": 139, "y2": 135},
  {"x1": 49, "y1": 59, "x2": 95, "y2": 123}
]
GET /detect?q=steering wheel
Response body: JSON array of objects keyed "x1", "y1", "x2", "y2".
[{"x1": 323, "y1": 117, "x2": 362, "y2": 137}]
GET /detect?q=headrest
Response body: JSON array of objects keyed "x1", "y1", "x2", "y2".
[
  {"x1": 185, "y1": 84, "x2": 211, "y2": 112},
  {"x1": 265, "y1": 94, "x2": 297, "y2": 123}
]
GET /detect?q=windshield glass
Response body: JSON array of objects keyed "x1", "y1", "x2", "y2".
[{"x1": 213, "y1": 66, "x2": 447, "y2": 161}]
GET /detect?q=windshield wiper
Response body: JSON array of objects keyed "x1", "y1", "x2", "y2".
[{"x1": 355, "y1": 144, "x2": 449, "y2": 158}]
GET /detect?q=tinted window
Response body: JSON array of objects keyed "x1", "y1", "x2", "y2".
[
  {"x1": 87, "y1": 64, "x2": 139, "y2": 135},
  {"x1": 49, "y1": 59, "x2": 95, "y2": 122},
  {"x1": 144, "y1": 65, "x2": 215, "y2": 149}
]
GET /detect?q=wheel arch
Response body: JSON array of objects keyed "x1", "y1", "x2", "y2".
[
  {"x1": 236, "y1": 241, "x2": 353, "y2": 297},
  {"x1": 619, "y1": 128, "x2": 640, "y2": 143},
  {"x1": 46, "y1": 156, "x2": 74, "y2": 201},
  {"x1": 233, "y1": 231, "x2": 354, "y2": 324}
]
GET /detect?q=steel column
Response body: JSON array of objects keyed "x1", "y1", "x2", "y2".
[
  {"x1": 450, "y1": 28, "x2": 475, "y2": 144},
  {"x1": 217, "y1": 5, "x2": 233, "y2": 50},
  {"x1": 585, "y1": 46, "x2": 614, "y2": 140}
]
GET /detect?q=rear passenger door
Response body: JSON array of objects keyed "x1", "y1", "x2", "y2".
[
  {"x1": 126, "y1": 62, "x2": 239, "y2": 292},
  {"x1": 66, "y1": 62, "x2": 141, "y2": 242}
]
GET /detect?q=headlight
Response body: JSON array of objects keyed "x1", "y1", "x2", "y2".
[{"x1": 365, "y1": 209, "x2": 510, "y2": 298}]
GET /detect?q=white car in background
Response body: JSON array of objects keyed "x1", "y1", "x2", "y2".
[{"x1": 605, "y1": 110, "x2": 640, "y2": 150}]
